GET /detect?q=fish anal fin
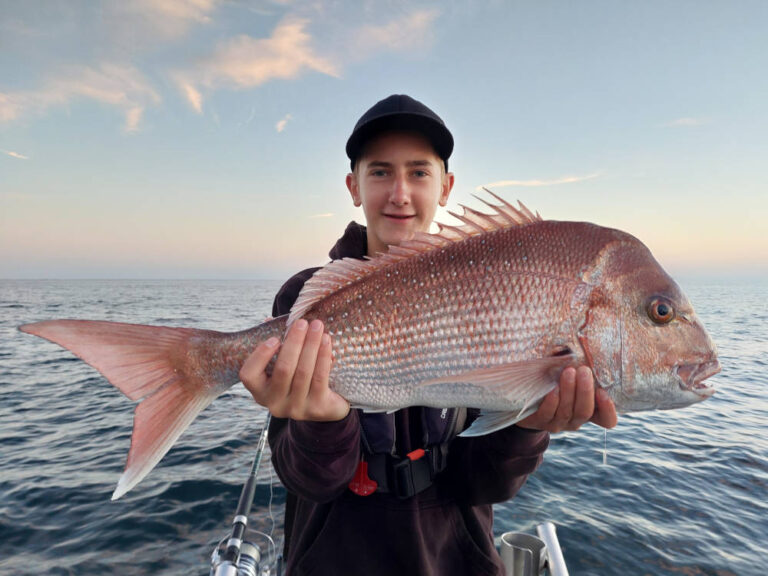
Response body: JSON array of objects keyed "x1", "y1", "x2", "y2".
[
  {"x1": 350, "y1": 405, "x2": 398, "y2": 414},
  {"x1": 459, "y1": 409, "x2": 538, "y2": 437}
]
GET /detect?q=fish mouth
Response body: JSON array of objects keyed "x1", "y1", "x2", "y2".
[{"x1": 676, "y1": 358, "x2": 720, "y2": 398}]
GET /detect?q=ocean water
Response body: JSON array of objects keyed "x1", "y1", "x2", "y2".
[{"x1": 1, "y1": 278, "x2": 766, "y2": 575}]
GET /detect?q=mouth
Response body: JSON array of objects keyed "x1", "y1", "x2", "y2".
[
  {"x1": 676, "y1": 358, "x2": 721, "y2": 398},
  {"x1": 383, "y1": 214, "x2": 415, "y2": 221}
]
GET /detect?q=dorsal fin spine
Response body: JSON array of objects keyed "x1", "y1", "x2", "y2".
[
  {"x1": 463, "y1": 205, "x2": 503, "y2": 229},
  {"x1": 437, "y1": 223, "x2": 473, "y2": 239},
  {"x1": 447, "y1": 210, "x2": 488, "y2": 234}
]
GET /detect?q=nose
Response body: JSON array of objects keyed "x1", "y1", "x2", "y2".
[{"x1": 389, "y1": 173, "x2": 410, "y2": 206}]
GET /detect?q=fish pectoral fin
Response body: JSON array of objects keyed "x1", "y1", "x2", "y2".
[
  {"x1": 419, "y1": 355, "x2": 572, "y2": 396},
  {"x1": 418, "y1": 355, "x2": 574, "y2": 435}
]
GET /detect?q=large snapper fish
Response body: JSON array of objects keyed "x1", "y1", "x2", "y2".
[{"x1": 20, "y1": 193, "x2": 719, "y2": 500}]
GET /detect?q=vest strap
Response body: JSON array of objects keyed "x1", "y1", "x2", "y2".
[{"x1": 364, "y1": 443, "x2": 450, "y2": 499}]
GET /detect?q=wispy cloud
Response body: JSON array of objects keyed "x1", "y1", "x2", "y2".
[
  {"x1": 134, "y1": 0, "x2": 218, "y2": 24},
  {"x1": 180, "y1": 82, "x2": 204, "y2": 114},
  {"x1": 478, "y1": 173, "x2": 601, "y2": 190},
  {"x1": 308, "y1": 213, "x2": 334, "y2": 219},
  {"x1": 0, "y1": 63, "x2": 160, "y2": 132},
  {"x1": 347, "y1": 9, "x2": 439, "y2": 60},
  {"x1": 665, "y1": 117, "x2": 708, "y2": 127},
  {"x1": 276, "y1": 113, "x2": 293, "y2": 132},
  {"x1": 176, "y1": 8, "x2": 439, "y2": 115},
  {"x1": 112, "y1": 0, "x2": 220, "y2": 41},
  {"x1": 2, "y1": 5, "x2": 442, "y2": 129},
  {"x1": 177, "y1": 17, "x2": 339, "y2": 113},
  {"x1": 124, "y1": 107, "x2": 144, "y2": 133},
  {"x1": 0, "y1": 93, "x2": 24, "y2": 123},
  {"x1": 1, "y1": 149, "x2": 29, "y2": 160}
]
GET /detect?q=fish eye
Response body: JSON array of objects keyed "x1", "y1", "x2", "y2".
[{"x1": 647, "y1": 297, "x2": 675, "y2": 324}]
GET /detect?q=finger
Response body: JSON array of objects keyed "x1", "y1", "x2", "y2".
[
  {"x1": 551, "y1": 366, "x2": 577, "y2": 429},
  {"x1": 239, "y1": 337, "x2": 281, "y2": 401},
  {"x1": 309, "y1": 334, "x2": 349, "y2": 421},
  {"x1": 289, "y1": 319, "x2": 325, "y2": 404},
  {"x1": 591, "y1": 386, "x2": 618, "y2": 429},
  {"x1": 516, "y1": 385, "x2": 560, "y2": 430},
  {"x1": 535, "y1": 387, "x2": 560, "y2": 423},
  {"x1": 269, "y1": 319, "x2": 309, "y2": 403},
  {"x1": 568, "y1": 366, "x2": 596, "y2": 429},
  {"x1": 308, "y1": 332, "x2": 333, "y2": 399}
]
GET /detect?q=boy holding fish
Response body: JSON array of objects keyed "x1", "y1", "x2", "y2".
[
  {"x1": 24, "y1": 92, "x2": 716, "y2": 572},
  {"x1": 240, "y1": 95, "x2": 618, "y2": 575}
]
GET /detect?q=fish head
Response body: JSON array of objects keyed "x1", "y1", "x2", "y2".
[{"x1": 580, "y1": 237, "x2": 720, "y2": 413}]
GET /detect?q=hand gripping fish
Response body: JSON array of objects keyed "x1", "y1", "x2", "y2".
[{"x1": 20, "y1": 192, "x2": 720, "y2": 500}]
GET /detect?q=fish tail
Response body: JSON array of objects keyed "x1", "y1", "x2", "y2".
[{"x1": 19, "y1": 319, "x2": 271, "y2": 500}]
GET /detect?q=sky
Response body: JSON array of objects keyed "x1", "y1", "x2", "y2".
[{"x1": 1, "y1": 0, "x2": 767, "y2": 280}]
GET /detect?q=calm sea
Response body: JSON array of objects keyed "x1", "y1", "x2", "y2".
[{"x1": 1, "y1": 278, "x2": 766, "y2": 575}]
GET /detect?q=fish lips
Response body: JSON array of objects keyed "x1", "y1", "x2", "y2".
[{"x1": 675, "y1": 358, "x2": 720, "y2": 399}]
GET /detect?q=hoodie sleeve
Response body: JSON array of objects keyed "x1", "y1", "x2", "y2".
[
  {"x1": 440, "y1": 413, "x2": 550, "y2": 505},
  {"x1": 266, "y1": 268, "x2": 363, "y2": 503},
  {"x1": 268, "y1": 412, "x2": 361, "y2": 503}
]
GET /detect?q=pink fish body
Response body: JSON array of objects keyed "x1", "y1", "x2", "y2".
[{"x1": 20, "y1": 194, "x2": 719, "y2": 499}]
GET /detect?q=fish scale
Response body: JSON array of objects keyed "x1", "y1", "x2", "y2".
[
  {"x1": 19, "y1": 194, "x2": 719, "y2": 499},
  {"x1": 299, "y1": 221, "x2": 592, "y2": 411}
]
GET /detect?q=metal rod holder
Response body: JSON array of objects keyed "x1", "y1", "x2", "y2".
[
  {"x1": 500, "y1": 522, "x2": 569, "y2": 576},
  {"x1": 500, "y1": 532, "x2": 546, "y2": 576}
]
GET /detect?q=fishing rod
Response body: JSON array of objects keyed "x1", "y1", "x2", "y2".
[{"x1": 210, "y1": 413, "x2": 279, "y2": 576}]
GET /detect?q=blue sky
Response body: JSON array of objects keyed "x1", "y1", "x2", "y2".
[{"x1": 1, "y1": 1, "x2": 767, "y2": 280}]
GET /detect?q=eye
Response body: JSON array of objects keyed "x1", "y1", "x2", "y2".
[{"x1": 647, "y1": 297, "x2": 675, "y2": 324}]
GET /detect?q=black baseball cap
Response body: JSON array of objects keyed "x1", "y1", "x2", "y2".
[{"x1": 345, "y1": 94, "x2": 454, "y2": 171}]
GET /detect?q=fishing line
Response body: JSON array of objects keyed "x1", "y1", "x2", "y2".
[
  {"x1": 252, "y1": 414, "x2": 278, "y2": 571},
  {"x1": 264, "y1": 459, "x2": 277, "y2": 568}
]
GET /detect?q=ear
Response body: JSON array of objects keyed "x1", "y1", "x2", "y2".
[
  {"x1": 346, "y1": 172, "x2": 362, "y2": 207},
  {"x1": 439, "y1": 172, "x2": 455, "y2": 207}
]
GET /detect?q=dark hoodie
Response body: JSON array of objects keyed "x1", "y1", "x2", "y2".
[{"x1": 268, "y1": 222, "x2": 550, "y2": 576}]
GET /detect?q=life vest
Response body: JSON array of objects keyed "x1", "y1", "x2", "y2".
[{"x1": 349, "y1": 408, "x2": 467, "y2": 498}]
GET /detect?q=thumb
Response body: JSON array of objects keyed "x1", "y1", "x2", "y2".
[{"x1": 239, "y1": 337, "x2": 280, "y2": 394}]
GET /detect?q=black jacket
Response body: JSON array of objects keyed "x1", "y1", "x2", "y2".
[{"x1": 269, "y1": 222, "x2": 550, "y2": 576}]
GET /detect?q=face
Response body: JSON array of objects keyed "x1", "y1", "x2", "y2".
[{"x1": 346, "y1": 131, "x2": 454, "y2": 256}]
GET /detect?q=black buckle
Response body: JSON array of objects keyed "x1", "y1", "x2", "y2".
[
  {"x1": 356, "y1": 445, "x2": 451, "y2": 498},
  {"x1": 391, "y1": 450, "x2": 434, "y2": 499}
]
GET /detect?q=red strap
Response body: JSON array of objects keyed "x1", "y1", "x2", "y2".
[
  {"x1": 406, "y1": 448, "x2": 426, "y2": 461},
  {"x1": 349, "y1": 460, "x2": 378, "y2": 496}
]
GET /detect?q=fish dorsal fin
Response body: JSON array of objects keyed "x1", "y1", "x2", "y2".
[
  {"x1": 288, "y1": 192, "x2": 542, "y2": 326},
  {"x1": 288, "y1": 257, "x2": 382, "y2": 325},
  {"x1": 438, "y1": 189, "x2": 541, "y2": 241}
]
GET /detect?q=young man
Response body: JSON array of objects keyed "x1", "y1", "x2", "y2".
[{"x1": 240, "y1": 95, "x2": 617, "y2": 575}]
